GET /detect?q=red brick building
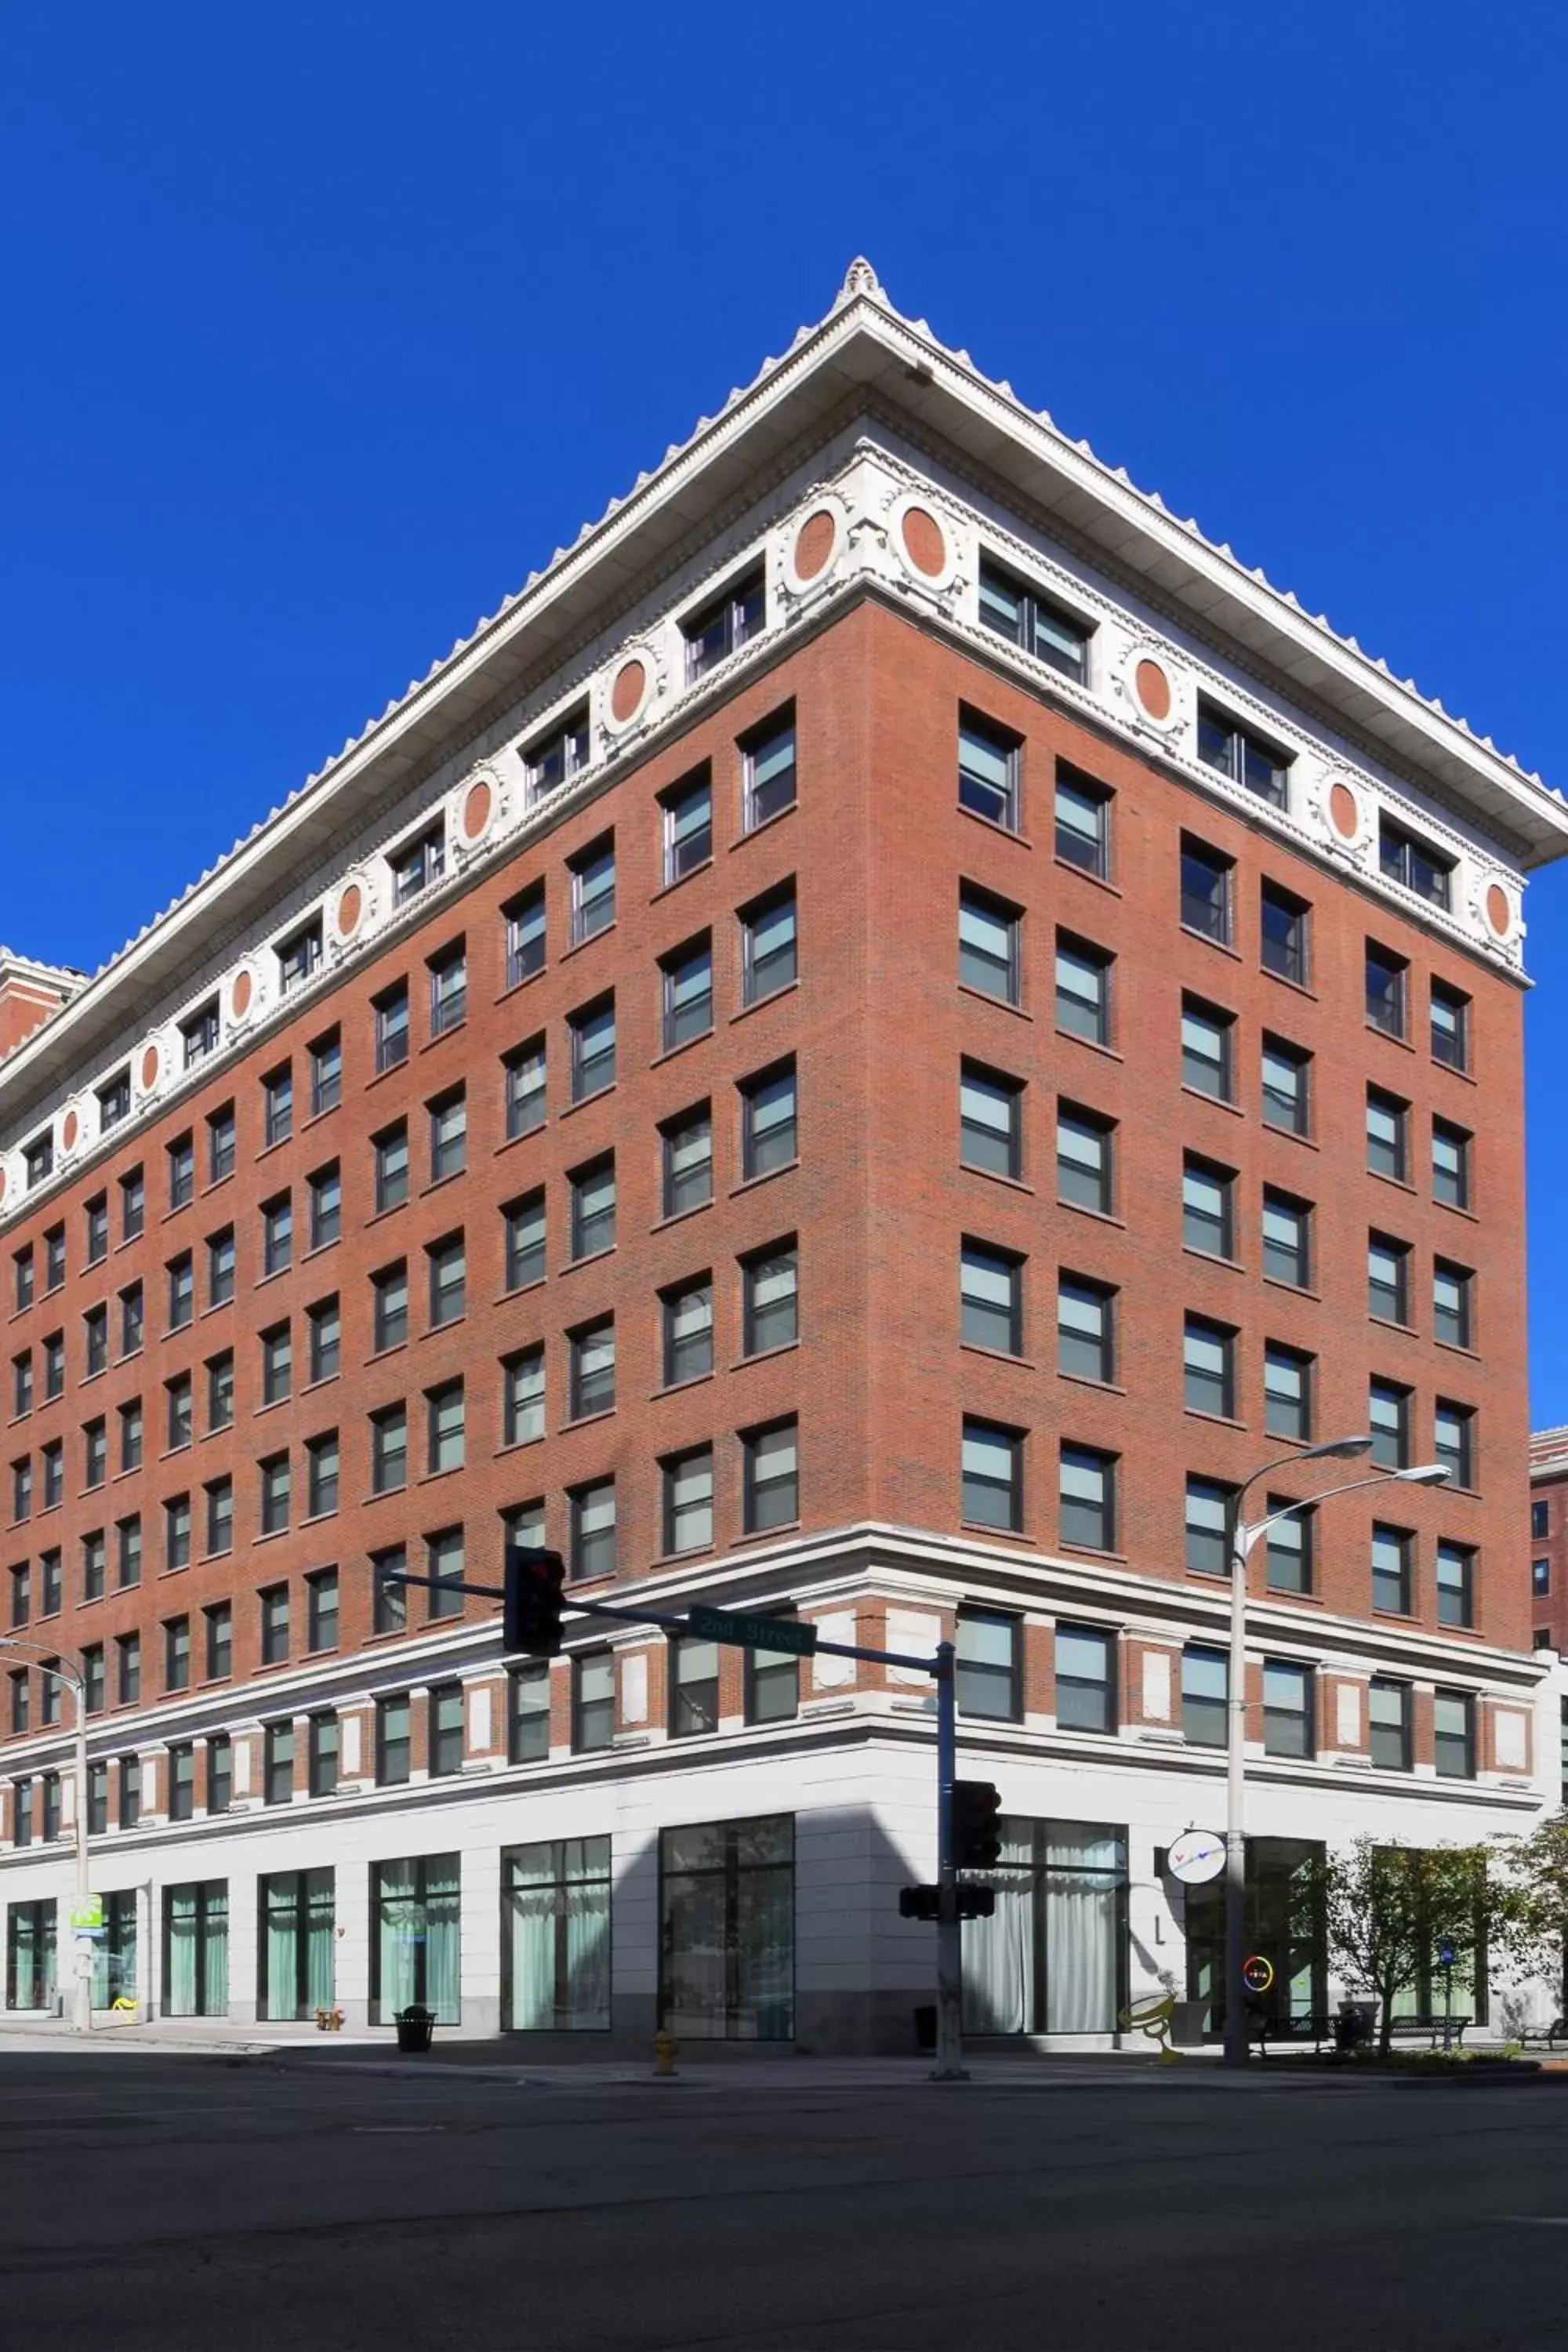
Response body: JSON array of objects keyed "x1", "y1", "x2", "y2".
[{"x1": 0, "y1": 260, "x2": 1563, "y2": 2044}]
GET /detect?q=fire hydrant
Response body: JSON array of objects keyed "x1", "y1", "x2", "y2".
[{"x1": 652, "y1": 2028, "x2": 679, "y2": 2078}]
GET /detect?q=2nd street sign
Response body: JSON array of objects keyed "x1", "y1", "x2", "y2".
[{"x1": 686, "y1": 1605, "x2": 818, "y2": 1657}]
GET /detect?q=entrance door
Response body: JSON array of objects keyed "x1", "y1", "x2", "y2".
[
  {"x1": 164, "y1": 1881, "x2": 229, "y2": 2016},
  {"x1": 1184, "y1": 1837, "x2": 1325, "y2": 2034},
  {"x1": 258, "y1": 1869, "x2": 335, "y2": 2020}
]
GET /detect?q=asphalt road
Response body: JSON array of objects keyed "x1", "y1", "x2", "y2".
[{"x1": 2, "y1": 2053, "x2": 1565, "y2": 2350}]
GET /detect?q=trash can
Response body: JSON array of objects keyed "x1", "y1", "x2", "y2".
[
  {"x1": 913, "y1": 2004, "x2": 938, "y2": 2053},
  {"x1": 1334, "y1": 1999, "x2": 1375, "y2": 2054},
  {"x1": 395, "y1": 2004, "x2": 435, "y2": 2053}
]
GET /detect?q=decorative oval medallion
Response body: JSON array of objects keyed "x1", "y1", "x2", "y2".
[
  {"x1": 1134, "y1": 659, "x2": 1172, "y2": 721},
  {"x1": 794, "y1": 510, "x2": 837, "y2": 582},
  {"x1": 336, "y1": 882, "x2": 362, "y2": 938},
  {"x1": 231, "y1": 968, "x2": 252, "y2": 1019},
  {"x1": 140, "y1": 1044, "x2": 161, "y2": 1093},
  {"x1": 900, "y1": 506, "x2": 946, "y2": 578},
  {"x1": 61, "y1": 1109, "x2": 78, "y2": 1153},
  {"x1": 610, "y1": 659, "x2": 647, "y2": 724},
  {"x1": 463, "y1": 779, "x2": 492, "y2": 841},
  {"x1": 1328, "y1": 781, "x2": 1360, "y2": 840},
  {"x1": 1486, "y1": 882, "x2": 1512, "y2": 938}
]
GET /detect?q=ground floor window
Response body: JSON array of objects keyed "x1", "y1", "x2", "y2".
[
  {"x1": 962, "y1": 1819, "x2": 1127, "y2": 2034},
  {"x1": 91, "y1": 1889, "x2": 138, "y2": 2009},
  {"x1": 660, "y1": 1814, "x2": 793, "y2": 2041},
  {"x1": 164, "y1": 1880, "x2": 228, "y2": 2017},
  {"x1": 259, "y1": 1868, "x2": 335, "y2": 2020},
  {"x1": 371, "y1": 1855, "x2": 460, "y2": 2023},
  {"x1": 6, "y1": 1900, "x2": 56, "y2": 2010},
  {"x1": 503, "y1": 1838, "x2": 612, "y2": 2031},
  {"x1": 1185, "y1": 1836, "x2": 1325, "y2": 2034}
]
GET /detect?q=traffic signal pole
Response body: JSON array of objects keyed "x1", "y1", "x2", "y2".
[{"x1": 932, "y1": 1640, "x2": 966, "y2": 2082}]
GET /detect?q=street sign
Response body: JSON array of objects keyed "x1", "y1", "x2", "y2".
[
  {"x1": 1241, "y1": 1954, "x2": 1275, "y2": 1994},
  {"x1": 686, "y1": 1606, "x2": 818, "y2": 1657},
  {"x1": 1438, "y1": 1939, "x2": 1456, "y2": 1968},
  {"x1": 1166, "y1": 1830, "x2": 1225, "y2": 1886},
  {"x1": 68, "y1": 1896, "x2": 103, "y2": 1933}
]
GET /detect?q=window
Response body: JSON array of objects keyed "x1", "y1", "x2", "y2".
[
  {"x1": 1369, "y1": 1378, "x2": 1411, "y2": 1470},
  {"x1": 308, "y1": 1712, "x2": 339, "y2": 1798},
  {"x1": 669, "y1": 1634, "x2": 720, "y2": 1737},
  {"x1": 742, "y1": 1419, "x2": 800, "y2": 1533},
  {"x1": 168, "y1": 1253, "x2": 194, "y2": 1329},
  {"x1": 368, "y1": 1266, "x2": 408, "y2": 1361},
  {"x1": 307, "y1": 1301, "x2": 339, "y2": 1385},
  {"x1": 308, "y1": 1164, "x2": 341, "y2": 1250},
  {"x1": 263, "y1": 1067, "x2": 293, "y2": 1149},
  {"x1": 85, "y1": 1303, "x2": 109, "y2": 1378},
  {"x1": 260, "y1": 1455, "x2": 290, "y2": 1536},
  {"x1": 567, "y1": 1319, "x2": 615, "y2": 1421},
  {"x1": 116, "y1": 1631, "x2": 140, "y2": 1703},
  {"x1": 662, "y1": 1104, "x2": 712, "y2": 1218},
  {"x1": 740, "y1": 1062, "x2": 797, "y2": 1178},
  {"x1": 1180, "y1": 837, "x2": 1232, "y2": 943},
  {"x1": 1054, "y1": 765, "x2": 1111, "y2": 877},
  {"x1": 427, "y1": 1236, "x2": 466, "y2": 1329},
  {"x1": 8, "y1": 1562, "x2": 27, "y2": 1626},
  {"x1": 39, "y1": 1550, "x2": 60, "y2": 1614},
  {"x1": 663, "y1": 1446, "x2": 714, "y2": 1556},
  {"x1": 1432, "y1": 1119, "x2": 1471, "y2": 1209},
  {"x1": 373, "y1": 1123, "x2": 409, "y2": 1213},
  {"x1": 82, "y1": 1530, "x2": 105, "y2": 1602},
  {"x1": 205, "y1": 1602, "x2": 233, "y2": 1681},
  {"x1": 1436, "y1": 1541, "x2": 1475, "y2": 1630},
  {"x1": 742, "y1": 711, "x2": 797, "y2": 831},
  {"x1": 569, "y1": 996, "x2": 615, "y2": 1101},
  {"x1": 1185, "y1": 1317, "x2": 1236, "y2": 1418},
  {"x1": 1265, "y1": 1500, "x2": 1312, "y2": 1595},
  {"x1": 504, "y1": 1037, "x2": 546, "y2": 1139},
  {"x1": 509, "y1": 1663, "x2": 550, "y2": 1763},
  {"x1": 570, "y1": 1479, "x2": 617, "y2": 1579},
  {"x1": 207, "y1": 1229, "x2": 235, "y2": 1305},
  {"x1": 116, "y1": 1753, "x2": 141, "y2": 1829},
  {"x1": 1058, "y1": 1272, "x2": 1114, "y2": 1383},
  {"x1": 956, "y1": 1610, "x2": 1021, "y2": 1720},
  {"x1": 1183, "y1": 1154, "x2": 1235, "y2": 1259},
  {"x1": 1261, "y1": 1189, "x2": 1312, "y2": 1288},
  {"x1": 741, "y1": 884, "x2": 797, "y2": 1006},
  {"x1": 427, "y1": 1382, "x2": 466, "y2": 1473},
  {"x1": 568, "y1": 838, "x2": 616, "y2": 947},
  {"x1": 168, "y1": 1133, "x2": 195, "y2": 1210},
  {"x1": 1373, "y1": 1684, "x2": 1410, "y2": 1769},
  {"x1": 1057, "y1": 1102, "x2": 1114, "y2": 1214},
  {"x1": 428, "y1": 943, "x2": 467, "y2": 1036},
  {"x1": 376, "y1": 1695, "x2": 412, "y2": 1785},
  {"x1": 182, "y1": 1000, "x2": 220, "y2": 1068},
  {"x1": 13, "y1": 1458, "x2": 32, "y2": 1521},
  {"x1": 957, "y1": 710, "x2": 1020, "y2": 829},
  {"x1": 1263, "y1": 1662, "x2": 1314, "y2": 1759},
  {"x1": 39, "y1": 1658, "x2": 61, "y2": 1723},
  {"x1": 42, "y1": 1334, "x2": 64, "y2": 1399},
  {"x1": 120, "y1": 1400, "x2": 143, "y2": 1471},
  {"x1": 505, "y1": 1190, "x2": 546, "y2": 1290},
  {"x1": 164, "y1": 1614, "x2": 191, "y2": 1692},
  {"x1": 684, "y1": 565, "x2": 764, "y2": 680},
  {"x1": 1055, "y1": 1625, "x2": 1116, "y2": 1733},
  {"x1": 86, "y1": 1760, "x2": 107, "y2": 1834},
  {"x1": 13, "y1": 1352, "x2": 32, "y2": 1417},
  {"x1": 278, "y1": 919, "x2": 322, "y2": 996},
  {"x1": 959, "y1": 884, "x2": 1021, "y2": 1005},
  {"x1": 1434, "y1": 1259, "x2": 1473, "y2": 1348},
  {"x1": 167, "y1": 1741, "x2": 197, "y2": 1822},
  {"x1": 425, "y1": 1528, "x2": 464, "y2": 1621},
  {"x1": 661, "y1": 767, "x2": 713, "y2": 887},
  {"x1": 309, "y1": 1032, "x2": 341, "y2": 1117},
  {"x1": 1371, "y1": 1523, "x2": 1413, "y2": 1616},
  {"x1": 1366, "y1": 943, "x2": 1407, "y2": 1038},
  {"x1": 204, "y1": 1474, "x2": 234, "y2": 1556},
  {"x1": 1181, "y1": 1646, "x2": 1229, "y2": 1746},
  {"x1": 1367, "y1": 1087, "x2": 1408, "y2": 1181},
  {"x1": 1434, "y1": 1690, "x2": 1476, "y2": 1780},
  {"x1": 428, "y1": 1089, "x2": 467, "y2": 1184},
  {"x1": 960, "y1": 1062, "x2": 1023, "y2": 1181},
  {"x1": 569, "y1": 1156, "x2": 616, "y2": 1260},
  {"x1": 572, "y1": 1653, "x2": 615, "y2": 1752},
  {"x1": 430, "y1": 1684, "x2": 465, "y2": 1777},
  {"x1": 1055, "y1": 933, "x2": 1111, "y2": 1045},
  {"x1": 1181, "y1": 996, "x2": 1234, "y2": 1101},
  {"x1": 1264, "y1": 1343, "x2": 1312, "y2": 1442},
  {"x1": 661, "y1": 936, "x2": 713, "y2": 1051},
  {"x1": 504, "y1": 881, "x2": 546, "y2": 987},
  {"x1": 120, "y1": 1283, "x2": 143, "y2": 1358},
  {"x1": 962, "y1": 1241, "x2": 1022, "y2": 1355},
  {"x1": 1260, "y1": 880, "x2": 1309, "y2": 985},
  {"x1": 116, "y1": 1517, "x2": 141, "y2": 1589},
  {"x1": 390, "y1": 822, "x2": 445, "y2": 905},
  {"x1": 261, "y1": 1196, "x2": 292, "y2": 1279},
  {"x1": 13, "y1": 1247, "x2": 34, "y2": 1312},
  {"x1": 41, "y1": 1442, "x2": 63, "y2": 1510},
  {"x1": 118, "y1": 1173, "x2": 143, "y2": 1248},
  {"x1": 524, "y1": 704, "x2": 589, "y2": 797},
  {"x1": 44, "y1": 1228, "x2": 65, "y2": 1291},
  {"x1": 1435, "y1": 1401, "x2": 1475, "y2": 1490},
  {"x1": 9, "y1": 1669, "x2": 28, "y2": 1735},
  {"x1": 261, "y1": 1323, "x2": 292, "y2": 1407},
  {"x1": 374, "y1": 983, "x2": 409, "y2": 1074},
  {"x1": 1431, "y1": 981, "x2": 1470, "y2": 1073},
  {"x1": 306, "y1": 1432, "x2": 339, "y2": 1518},
  {"x1": 1368, "y1": 1233, "x2": 1411, "y2": 1324},
  {"x1": 1061, "y1": 1443, "x2": 1115, "y2": 1551},
  {"x1": 742, "y1": 1243, "x2": 797, "y2": 1356},
  {"x1": 662, "y1": 1279, "x2": 713, "y2": 1386},
  {"x1": 1533, "y1": 1556, "x2": 1550, "y2": 1599},
  {"x1": 1185, "y1": 1475, "x2": 1234, "y2": 1576},
  {"x1": 97, "y1": 1071, "x2": 131, "y2": 1134},
  {"x1": 1380, "y1": 818, "x2": 1454, "y2": 909},
  {"x1": 1196, "y1": 702, "x2": 1290, "y2": 808},
  {"x1": 978, "y1": 557, "x2": 1090, "y2": 680},
  {"x1": 503, "y1": 1346, "x2": 545, "y2": 1446},
  {"x1": 372, "y1": 1544, "x2": 408, "y2": 1635}
]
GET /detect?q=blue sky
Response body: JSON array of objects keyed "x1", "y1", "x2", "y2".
[{"x1": 3, "y1": 2, "x2": 1566, "y2": 1409}]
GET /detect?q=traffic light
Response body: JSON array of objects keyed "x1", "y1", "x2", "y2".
[
  {"x1": 503, "y1": 1545, "x2": 567, "y2": 1657},
  {"x1": 898, "y1": 1885, "x2": 942, "y2": 1922},
  {"x1": 952, "y1": 1780, "x2": 1003, "y2": 1871}
]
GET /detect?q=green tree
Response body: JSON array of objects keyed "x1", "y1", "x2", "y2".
[
  {"x1": 1317, "y1": 1839, "x2": 1498, "y2": 2054},
  {"x1": 1494, "y1": 1811, "x2": 1568, "y2": 2009}
]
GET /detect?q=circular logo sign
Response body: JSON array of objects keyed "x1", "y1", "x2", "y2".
[
  {"x1": 1242, "y1": 1954, "x2": 1275, "y2": 1994},
  {"x1": 1167, "y1": 1830, "x2": 1226, "y2": 1886}
]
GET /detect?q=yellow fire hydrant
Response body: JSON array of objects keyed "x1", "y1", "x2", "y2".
[{"x1": 652, "y1": 2028, "x2": 679, "y2": 2078}]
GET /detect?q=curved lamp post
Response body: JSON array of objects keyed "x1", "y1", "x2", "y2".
[{"x1": 0, "y1": 1637, "x2": 92, "y2": 2032}]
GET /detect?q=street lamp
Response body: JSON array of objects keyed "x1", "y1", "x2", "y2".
[
  {"x1": 1220, "y1": 1445, "x2": 1450, "y2": 2068},
  {"x1": 0, "y1": 1638, "x2": 92, "y2": 2033}
]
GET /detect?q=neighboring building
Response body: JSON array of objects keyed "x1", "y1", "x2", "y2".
[
  {"x1": 0, "y1": 260, "x2": 1564, "y2": 2045},
  {"x1": 0, "y1": 952, "x2": 82, "y2": 1063}
]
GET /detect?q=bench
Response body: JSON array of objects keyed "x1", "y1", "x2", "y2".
[
  {"x1": 1254, "y1": 2013, "x2": 1338, "y2": 2056},
  {"x1": 1519, "y1": 2018, "x2": 1567, "y2": 2049},
  {"x1": 1387, "y1": 2012, "x2": 1472, "y2": 2048}
]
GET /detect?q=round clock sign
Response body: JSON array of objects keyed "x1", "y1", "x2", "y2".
[{"x1": 1167, "y1": 1829, "x2": 1226, "y2": 1886}]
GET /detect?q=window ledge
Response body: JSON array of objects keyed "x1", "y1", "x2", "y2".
[
  {"x1": 963, "y1": 1165, "x2": 1035, "y2": 1197},
  {"x1": 561, "y1": 1409, "x2": 616, "y2": 1434},
  {"x1": 560, "y1": 1086, "x2": 617, "y2": 1121},
  {"x1": 495, "y1": 1123, "x2": 547, "y2": 1160},
  {"x1": 1058, "y1": 1200, "x2": 1126, "y2": 1230},
  {"x1": 651, "y1": 1028, "x2": 713, "y2": 1072},
  {"x1": 302, "y1": 1237, "x2": 341, "y2": 1264},
  {"x1": 1365, "y1": 1022, "x2": 1416, "y2": 1054},
  {"x1": 201, "y1": 1296, "x2": 235, "y2": 1319},
  {"x1": 730, "y1": 979, "x2": 800, "y2": 1027},
  {"x1": 420, "y1": 1170, "x2": 468, "y2": 1199},
  {"x1": 419, "y1": 1022, "x2": 468, "y2": 1053},
  {"x1": 302, "y1": 1104, "x2": 341, "y2": 1134},
  {"x1": 252, "y1": 1397, "x2": 291, "y2": 1420},
  {"x1": 1055, "y1": 1028, "x2": 1123, "y2": 1064},
  {"x1": 957, "y1": 982, "x2": 1031, "y2": 1022},
  {"x1": 1368, "y1": 1168, "x2": 1418, "y2": 1196},
  {"x1": 252, "y1": 1269, "x2": 291, "y2": 1293},
  {"x1": 959, "y1": 1519, "x2": 1033, "y2": 1544},
  {"x1": 651, "y1": 1200, "x2": 713, "y2": 1235},
  {"x1": 1183, "y1": 1246, "x2": 1245, "y2": 1275},
  {"x1": 1368, "y1": 1312, "x2": 1417, "y2": 1338},
  {"x1": 731, "y1": 1521, "x2": 804, "y2": 1548},
  {"x1": 365, "y1": 1057, "x2": 410, "y2": 1091},
  {"x1": 1063, "y1": 1545, "x2": 1128, "y2": 1567},
  {"x1": 1057, "y1": 1371, "x2": 1125, "y2": 1397},
  {"x1": 367, "y1": 1338, "x2": 409, "y2": 1367},
  {"x1": 1054, "y1": 857, "x2": 1120, "y2": 898},
  {"x1": 652, "y1": 1370, "x2": 717, "y2": 1400},
  {"x1": 728, "y1": 1161, "x2": 799, "y2": 1200},
  {"x1": 958, "y1": 806, "x2": 1033, "y2": 851},
  {"x1": 494, "y1": 1436, "x2": 545, "y2": 1460},
  {"x1": 1261, "y1": 1276, "x2": 1319, "y2": 1302},
  {"x1": 1262, "y1": 1121, "x2": 1318, "y2": 1151},
  {"x1": 651, "y1": 856, "x2": 714, "y2": 905},
  {"x1": 416, "y1": 1465, "x2": 466, "y2": 1487},
  {"x1": 495, "y1": 1279, "x2": 546, "y2": 1305},
  {"x1": 1435, "y1": 1200, "x2": 1479, "y2": 1223},
  {"x1": 1181, "y1": 1084, "x2": 1243, "y2": 1117},
  {"x1": 1261, "y1": 967, "x2": 1317, "y2": 1004},
  {"x1": 561, "y1": 1245, "x2": 618, "y2": 1278},
  {"x1": 423, "y1": 1315, "x2": 467, "y2": 1342},
  {"x1": 1184, "y1": 1407, "x2": 1249, "y2": 1431},
  {"x1": 1435, "y1": 1338, "x2": 1482, "y2": 1362},
  {"x1": 731, "y1": 803, "x2": 797, "y2": 851},
  {"x1": 960, "y1": 1342, "x2": 1034, "y2": 1370},
  {"x1": 497, "y1": 966, "x2": 547, "y2": 1007},
  {"x1": 560, "y1": 922, "x2": 618, "y2": 964},
  {"x1": 1179, "y1": 924, "x2": 1243, "y2": 964},
  {"x1": 728, "y1": 1341, "x2": 799, "y2": 1372},
  {"x1": 365, "y1": 1200, "x2": 409, "y2": 1230}
]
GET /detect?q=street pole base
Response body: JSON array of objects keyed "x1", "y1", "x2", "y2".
[{"x1": 927, "y1": 2064, "x2": 971, "y2": 2082}]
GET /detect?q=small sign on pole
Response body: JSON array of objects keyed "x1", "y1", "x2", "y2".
[
  {"x1": 69, "y1": 1896, "x2": 104, "y2": 1934},
  {"x1": 685, "y1": 1606, "x2": 818, "y2": 1657}
]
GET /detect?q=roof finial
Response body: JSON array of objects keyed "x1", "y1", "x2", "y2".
[{"x1": 838, "y1": 256, "x2": 884, "y2": 305}]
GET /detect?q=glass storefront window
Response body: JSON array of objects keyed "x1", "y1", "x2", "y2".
[
  {"x1": 961, "y1": 1819, "x2": 1127, "y2": 2034},
  {"x1": 6, "y1": 1899, "x2": 56, "y2": 2010},
  {"x1": 164, "y1": 1881, "x2": 228, "y2": 2017},
  {"x1": 371, "y1": 1855, "x2": 460, "y2": 2024},
  {"x1": 1183, "y1": 1836, "x2": 1325, "y2": 2034},
  {"x1": 503, "y1": 1838, "x2": 612, "y2": 2031},
  {"x1": 259, "y1": 1868, "x2": 335, "y2": 2021},
  {"x1": 90, "y1": 1889, "x2": 139, "y2": 2009},
  {"x1": 659, "y1": 1814, "x2": 793, "y2": 2042}
]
